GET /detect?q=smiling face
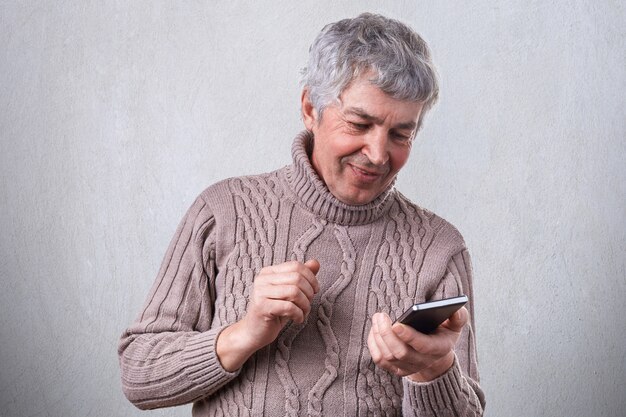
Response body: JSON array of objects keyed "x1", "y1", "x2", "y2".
[{"x1": 302, "y1": 75, "x2": 424, "y2": 205}]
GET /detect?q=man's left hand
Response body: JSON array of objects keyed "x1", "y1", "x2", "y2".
[{"x1": 367, "y1": 307, "x2": 468, "y2": 382}]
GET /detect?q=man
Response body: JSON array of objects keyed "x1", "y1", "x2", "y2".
[{"x1": 119, "y1": 13, "x2": 485, "y2": 416}]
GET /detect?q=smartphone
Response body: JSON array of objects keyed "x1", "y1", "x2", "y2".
[{"x1": 395, "y1": 295, "x2": 468, "y2": 334}]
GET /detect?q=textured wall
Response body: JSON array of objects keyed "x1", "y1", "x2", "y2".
[{"x1": 1, "y1": 1, "x2": 624, "y2": 416}]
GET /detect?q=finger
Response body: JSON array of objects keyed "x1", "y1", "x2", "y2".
[
  {"x1": 391, "y1": 321, "x2": 457, "y2": 358},
  {"x1": 372, "y1": 313, "x2": 401, "y2": 363},
  {"x1": 302, "y1": 259, "x2": 321, "y2": 293},
  {"x1": 263, "y1": 298, "x2": 306, "y2": 324},
  {"x1": 367, "y1": 327, "x2": 383, "y2": 363},
  {"x1": 257, "y1": 284, "x2": 312, "y2": 316},
  {"x1": 391, "y1": 322, "x2": 435, "y2": 354},
  {"x1": 260, "y1": 261, "x2": 320, "y2": 294},
  {"x1": 260, "y1": 260, "x2": 308, "y2": 274},
  {"x1": 304, "y1": 259, "x2": 320, "y2": 275},
  {"x1": 370, "y1": 315, "x2": 414, "y2": 376},
  {"x1": 259, "y1": 272, "x2": 316, "y2": 301},
  {"x1": 368, "y1": 320, "x2": 397, "y2": 372}
]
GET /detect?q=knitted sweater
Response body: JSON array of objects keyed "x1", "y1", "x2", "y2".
[{"x1": 118, "y1": 131, "x2": 485, "y2": 416}]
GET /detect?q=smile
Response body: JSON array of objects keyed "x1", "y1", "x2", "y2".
[{"x1": 348, "y1": 164, "x2": 385, "y2": 183}]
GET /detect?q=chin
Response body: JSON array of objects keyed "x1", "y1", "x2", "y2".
[{"x1": 339, "y1": 191, "x2": 379, "y2": 206}]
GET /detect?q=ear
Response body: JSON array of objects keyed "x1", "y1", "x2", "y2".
[{"x1": 301, "y1": 88, "x2": 318, "y2": 131}]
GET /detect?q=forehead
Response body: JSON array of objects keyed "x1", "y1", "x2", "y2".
[{"x1": 337, "y1": 77, "x2": 424, "y2": 126}]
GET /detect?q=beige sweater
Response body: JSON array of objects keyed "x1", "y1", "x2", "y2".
[{"x1": 118, "y1": 131, "x2": 485, "y2": 416}]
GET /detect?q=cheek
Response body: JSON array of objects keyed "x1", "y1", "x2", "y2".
[
  {"x1": 389, "y1": 148, "x2": 411, "y2": 172},
  {"x1": 333, "y1": 142, "x2": 364, "y2": 164}
]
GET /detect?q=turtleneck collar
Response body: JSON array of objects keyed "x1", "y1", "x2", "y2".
[{"x1": 284, "y1": 130, "x2": 395, "y2": 226}]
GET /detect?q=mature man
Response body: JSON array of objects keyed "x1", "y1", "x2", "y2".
[{"x1": 119, "y1": 13, "x2": 485, "y2": 416}]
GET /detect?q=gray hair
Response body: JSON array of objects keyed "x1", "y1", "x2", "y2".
[{"x1": 302, "y1": 13, "x2": 439, "y2": 130}]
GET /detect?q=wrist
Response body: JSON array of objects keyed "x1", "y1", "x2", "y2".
[
  {"x1": 215, "y1": 320, "x2": 259, "y2": 372},
  {"x1": 407, "y1": 351, "x2": 455, "y2": 382}
]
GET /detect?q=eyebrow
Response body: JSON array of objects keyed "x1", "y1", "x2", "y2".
[{"x1": 344, "y1": 107, "x2": 417, "y2": 130}]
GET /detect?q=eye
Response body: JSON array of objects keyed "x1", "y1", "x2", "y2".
[
  {"x1": 349, "y1": 122, "x2": 369, "y2": 131},
  {"x1": 390, "y1": 131, "x2": 412, "y2": 142}
]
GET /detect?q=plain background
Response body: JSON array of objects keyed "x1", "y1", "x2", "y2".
[{"x1": 1, "y1": 1, "x2": 624, "y2": 416}]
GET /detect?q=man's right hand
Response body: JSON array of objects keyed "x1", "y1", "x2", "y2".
[{"x1": 216, "y1": 259, "x2": 320, "y2": 372}]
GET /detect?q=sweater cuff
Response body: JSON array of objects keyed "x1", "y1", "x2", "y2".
[
  {"x1": 402, "y1": 355, "x2": 466, "y2": 412},
  {"x1": 182, "y1": 326, "x2": 240, "y2": 394}
]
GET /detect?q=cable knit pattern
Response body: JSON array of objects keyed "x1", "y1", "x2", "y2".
[
  {"x1": 307, "y1": 225, "x2": 356, "y2": 416},
  {"x1": 274, "y1": 218, "x2": 325, "y2": 416},
  {"x1": 118, "y1": 131, "x2": 485, "y2": 416}
]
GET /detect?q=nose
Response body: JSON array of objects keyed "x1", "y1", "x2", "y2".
[{"x1": 362, "y1": 129, "x2": 389, "y2": 166}]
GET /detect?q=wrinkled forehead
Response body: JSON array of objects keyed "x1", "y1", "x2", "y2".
[{"x1": 330, "y1": 76, "x2": 424, "y2": 131}]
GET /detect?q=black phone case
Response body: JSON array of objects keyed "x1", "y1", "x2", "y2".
[{"x1": 396, "y1": 295, "x2": 468, "y2": 334}]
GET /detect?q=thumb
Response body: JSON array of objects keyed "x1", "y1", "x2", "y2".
[
  {"x1": 304, "y1": 259, "x2": 320, "y2": 274},
  {"x1": 445, "y1": 307, "x2": 469, "y2": 332}
]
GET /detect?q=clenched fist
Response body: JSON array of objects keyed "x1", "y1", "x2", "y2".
[{"x1": 216, "y1": 260, "x2": 320, "y2": 371}]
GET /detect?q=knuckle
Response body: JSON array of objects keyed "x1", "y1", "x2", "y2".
[
  {"x1": 369, "y1": 350, "x2": 382, "y2": 363},
  {"x1": 285, "y1": 271, "x2": 302, "y2": 284},
  {"x1": 392, "y1": 345, "x2": 410, "y2": 360},
  {"x1": 284, "y1": 285, "x2": 300, "y2": 300},
  {"x1": 254, "y1": 273, "x2": 268, "y2": 284},
  {"x1": 379, "y1": 326, "x2": 393, "y2": 338},
  {"x1": 279, "y1": 303, "x2": 297, "y2": 319},
  {"x1": 414, "y1": 342, "x2": 433, "y2": 355},
  {"x1": 285, "y1": 260, "x2": 301, "y2": 270}
]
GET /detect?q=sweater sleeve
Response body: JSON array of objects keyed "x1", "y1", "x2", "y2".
[
  {"x1": 402, "y1": 249, "x2": 486, "y2": 416},
  {"x1": 118, "y1": 195, "x2": 239, "y2": 410}
]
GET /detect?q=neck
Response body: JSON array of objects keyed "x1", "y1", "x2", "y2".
[{"x1": 283, "y1": 131, "x2": 395, "y2": 226}]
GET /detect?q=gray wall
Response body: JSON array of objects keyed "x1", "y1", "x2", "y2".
[{"x1": 1, "y1": 2, "x2": 624, "y2": 416}]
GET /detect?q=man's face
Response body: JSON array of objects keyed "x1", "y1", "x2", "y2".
[{"x1": 302, "y1": 75, "x2": 424, "y2": 205}]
